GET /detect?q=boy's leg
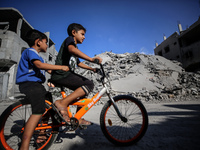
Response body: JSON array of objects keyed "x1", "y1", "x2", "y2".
[
  {"x1": 55, "y1": 87, "x2": 85, "y2": 118},
  {"x1": 20, "y1": 114, "x2": 42, "y2": 150},
  {"x1": 55, "y1": 87, "x2": 91, "y2": 125},
  {"x1": 58, "y1": 87, "x2": 85, "y2": 106},
  {"x1": 19, "y1": 82, "x2": 47, "y2": 147},
  {"x1": 53, "y1": 73, "x2": 94, "y2": 124},
  {"x1": 54, "y1": 72, "x2": 94, "y2": 107}
]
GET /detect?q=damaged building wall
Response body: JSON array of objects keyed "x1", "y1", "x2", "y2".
[
  {"x1": 0, "y1": 8, "x2": 57, "y2": 100},
  {"x1": 178, "y1": 21, "x2": 200, "y2": 71},
  {"x1": 0, "y1": 72, "x2": 9, "y2": 99},
  {"x1": 154, "y1": 32, "x2": 181, "y2": 62},
  {"x1": 0, "y1": 30, "x2": 26, "y2": 99},
  {"x1": 154, "y1": 17, "x2": 200, "y2": 71}
]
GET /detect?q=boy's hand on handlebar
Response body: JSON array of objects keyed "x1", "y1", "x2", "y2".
[
  {"x1": 92, "y1": 56, "x2": 102, "y2": 64},
  {"x1": 91, "y1": 68, "x2": 100, "y2": 73}
]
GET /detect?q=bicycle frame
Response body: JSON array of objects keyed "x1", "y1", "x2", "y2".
[
  {"x1": 33, "y1": 64, "x2": 124, "y2": 131},
  {"x1": 31, "y1": 87, "x2": 107, "y2": 132},
  {"x1": 68, "y1": 87, "x2": 107, "y2": 119}
]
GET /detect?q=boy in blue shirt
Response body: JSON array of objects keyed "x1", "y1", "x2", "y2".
[{"x1": 16, "y1": 29, "x2": 69, "y2": 150}]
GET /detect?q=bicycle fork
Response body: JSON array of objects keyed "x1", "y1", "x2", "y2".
[{"x1": 104, "y1": 86, "x2": 128, "y2": 122}]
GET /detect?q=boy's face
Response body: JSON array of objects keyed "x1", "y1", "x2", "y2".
[
  {"x1": 73, "y1": 29, "x2": 85, "y2": 44},
  {"x1": 39, "y1": 39, "x2": 48, "y2": 52}
]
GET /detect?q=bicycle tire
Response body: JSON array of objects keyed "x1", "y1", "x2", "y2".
[
  {"x1": 100, "y1": 95, "x2": 148, "y2": 146},
  {"x1": 0, "y1": 98, "x2": 58, "y2": 150}
]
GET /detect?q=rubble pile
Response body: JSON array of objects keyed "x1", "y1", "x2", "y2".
[{"x1": 76, "y1": 52, "x2": 200, "y2": 102}]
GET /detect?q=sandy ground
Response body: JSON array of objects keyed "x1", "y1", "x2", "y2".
[{"x1": 0, "y1": 98, "x2": 200, "y2": 150}]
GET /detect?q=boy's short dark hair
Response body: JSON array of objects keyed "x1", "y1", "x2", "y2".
[
  {"x1": 25, "y1": 29, "x2": 48, "y2": 47},
  {"x1": 67, "y1": 23, "x2": 86, "y2": 36}
]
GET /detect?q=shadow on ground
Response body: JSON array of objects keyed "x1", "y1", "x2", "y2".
[{"x1": 52, "y1": 104, "x2": 200, "y2": 150}]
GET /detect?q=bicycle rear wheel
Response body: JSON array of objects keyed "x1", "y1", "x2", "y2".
[
  {"x1": 100, "y1": 95, "x2": 148, "y2": 146},
  {"x1": 0, "y1": 98, "x2": 58, "y2": 150}
]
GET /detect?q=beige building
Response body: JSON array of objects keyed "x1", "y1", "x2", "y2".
[
  {"x1": 154, "y1": 17, "x2": 200, "y2": 71},
  {"x1": 0, "y1": 8, "x2": 57, "y2": 100}
]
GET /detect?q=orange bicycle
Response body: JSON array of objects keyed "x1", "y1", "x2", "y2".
[{"x1": 0, "y1": 63, "x2": 148, "y2": 150}]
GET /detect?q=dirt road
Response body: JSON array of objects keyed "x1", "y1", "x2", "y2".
[
  {"x1": 48, "y1": 99, "x2": 200, "y2": 150},
  {"x1": 1, "y1": 99, "x2": 200, "y2": 150}
]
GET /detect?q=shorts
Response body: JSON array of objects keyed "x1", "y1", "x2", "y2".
[
  {"x1": 52, "y1": 72, "x2": 94, "y2": 95},
  {"x1": 19, "y1": 82, "x2": 47, "y2": 115}
]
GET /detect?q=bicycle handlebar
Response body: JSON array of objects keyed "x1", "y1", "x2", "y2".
[
  {"x1": 93, "y1": 58, "x2": 105, "y2": 77},
  {"x1": 93, "y1": 59, "x2": 100, "y2": 64},
  {"x1": 100, "y1": 64, "x2": 106, "y2": 78},
  {"x1": 94, "y1": 61, "x2": 106, "y2": 82}
]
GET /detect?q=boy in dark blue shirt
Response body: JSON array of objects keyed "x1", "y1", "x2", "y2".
[
  {"x1": 16, "y1": 29, "x2": 69, "y2": 150},
  {"x1": 51, "y1": 23, "x2": 102, "y2": 125}
]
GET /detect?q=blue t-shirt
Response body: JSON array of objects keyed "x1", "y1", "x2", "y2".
[{"x1": 16, "y1": 48, "x2": 46, "y2": 84}]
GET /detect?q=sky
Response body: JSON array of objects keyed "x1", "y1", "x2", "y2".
[{"x1": 0, "y1": 0, "x2": 199, "y2": 57}]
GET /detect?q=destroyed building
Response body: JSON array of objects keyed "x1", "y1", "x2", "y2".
[
  {"x1": 0, "y1": 7, "x2": 57, "y2": 100},
  {"x1": 75, "y1": 52, "x2": 200, "y2": 103},
  {"x1": 154, "y1": 17, "x2": 200, "y2": 72}
]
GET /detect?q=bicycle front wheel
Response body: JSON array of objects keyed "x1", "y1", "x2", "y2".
[
  {"x1": 0, "y1": 98, "x2": 58, "y2": 150},
  {"x1": 100, "y1": 95, "x2": 148, "y2": 146}
]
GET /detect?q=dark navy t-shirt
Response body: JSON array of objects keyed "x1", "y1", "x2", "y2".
[{"x1": 51, "y1": 36, "x2": 80, "y2": 81}]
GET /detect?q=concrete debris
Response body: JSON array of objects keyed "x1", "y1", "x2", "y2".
[{"x1": 75, "y1": 52, "x2": 200, "y2": 103}]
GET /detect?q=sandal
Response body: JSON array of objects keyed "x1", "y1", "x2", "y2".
[
  {"x1": 53, "y1": 101, "x2": 70, "y2": 123},
  {"x1": 79, "y1": 118, "x2": 93, "y2": 126}
]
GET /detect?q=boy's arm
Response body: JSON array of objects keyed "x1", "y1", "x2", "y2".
[
  {"x1": 78, "y1": 62, "x2": 96, "y2": 72},
  {"x1": 68, "y1": 45, "x2": 93, "y2": 62},
  {"x1": 33, "y1": 60, "x2": 69, "y2": 71},
  {"x1": 68, "y1": 45, "x2": 102, "y2": 64}
]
